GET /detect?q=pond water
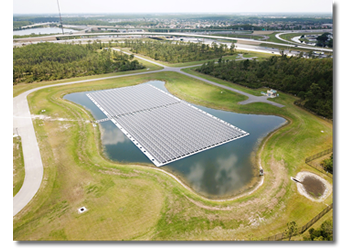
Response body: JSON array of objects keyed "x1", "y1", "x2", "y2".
[
  {"x1": 301, "y1": 176, "x2": 326, "y2": 198},
  {"x1": 13, "y1": 27, "x2": 77, "y2": 36},
  {"x1": 64, "y1": 80, "x2": 286, "y2": 198}
]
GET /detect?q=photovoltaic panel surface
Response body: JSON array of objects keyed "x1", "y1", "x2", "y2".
[{"x1": 87, "y1": 84, "x2": 249, "y2": 167}]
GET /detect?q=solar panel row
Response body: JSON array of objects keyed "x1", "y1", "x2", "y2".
[
  {"x1": 87, "y1": 84, "x2": 249, "y2": 167},
  {"x1": 88, "y1": 84, "x2": 180, "y2": 118}
]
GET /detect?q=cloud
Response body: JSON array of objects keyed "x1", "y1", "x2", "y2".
[
  {"x1": 187, "y1": 162, "x2": 205, "y2": 191},
  {"x1": 102, "y1": 128, "x2": 127, "y2": 145},
  {"x1": 214, "y1": 154, "x2": 242, "y2": 194}
]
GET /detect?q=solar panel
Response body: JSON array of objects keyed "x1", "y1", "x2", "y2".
[{"x1": 87, "y1": 84, "x2": 249, "y2": 167}]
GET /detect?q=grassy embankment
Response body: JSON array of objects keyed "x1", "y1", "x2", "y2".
[
  {"x1": 13, "y1": 58, "x2": 161, "y2": 200},
  {"x1": 13, "y1": 136, "x2": 25, "y2": 196},
  {"x1": 279, "y1": 32, "x2": 321, "y2": 44},
  {"x1": 260, "y1": 32, "x2": 332, "y2": 55},
  {"x1": 13, "y1": 69, "x2": 332, "y2": 240},
  {"x1": 210, "y1": 34, "x2": 265, "y2": 40}
]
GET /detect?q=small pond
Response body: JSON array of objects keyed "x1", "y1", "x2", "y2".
[
  {"x1": 301, "y1": 176, "x2": 326, "y2": 199},
  {"x1": 64, "y1": 80, "x2": 286, "y2": 198}
]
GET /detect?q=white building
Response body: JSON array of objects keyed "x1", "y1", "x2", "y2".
[{"x1": 262, "y1": 89, "x2": 279, "y2": 98}]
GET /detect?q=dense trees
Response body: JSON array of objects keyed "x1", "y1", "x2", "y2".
[
  {"x1": 316, "y1": 33, "x2": 333, "y2": 48},
  {"x1": 13, "y1": 21, "x2": 33, "y2": 30},
  {"x1": 196, "y1": 55, "x2": 333, "y2": 118},
  {"x1": 13, "y1": 16, "x2": 59, "y2": 23},
  {"x1": 112, "y1": 39, "x2": 235, "y2": 63},
  {"x1": 285, "y1": 221, "x2": 298, "y2": 241},
  {"x1": 321, "y1": 154, "x2": 333, "y2": 174},
  {"x1": 304, "y1": 220, "x2": 333, "y2": 241},
  {"x1": 13, "y1": 42, "x2": 144, "y2": 84}
]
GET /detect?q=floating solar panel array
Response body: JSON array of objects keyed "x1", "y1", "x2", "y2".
[{"x1": 87, "y1": 84, "x2": 249, "y2": 167}]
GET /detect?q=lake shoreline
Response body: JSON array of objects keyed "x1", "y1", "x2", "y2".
[{"x1": 64, "y1": 80, "x2": 286, "y2": 199}]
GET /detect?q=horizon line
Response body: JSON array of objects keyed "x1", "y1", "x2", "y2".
[{"x1": 13, "y1": 12, "x2": 333, "y2": 15}]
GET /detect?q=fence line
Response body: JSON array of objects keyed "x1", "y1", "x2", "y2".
[
  {"x1": 263, "y1": 203, "x2": 333, "y2": 241},
  {"x1": 305, "y1": 148, "x2": 333, "y2": 163},
  {"x1": 305, "y1": 148, "x2": 333, "y2": 178}
]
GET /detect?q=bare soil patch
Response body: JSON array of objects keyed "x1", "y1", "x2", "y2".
[
  {"x1": 295, "y1": 171, "x2": 332, "y2": 202},
  {"x1": 253, "y1": 31, "x2": 274, "y2": 35},
  {"x1": 237, "y1": 40, "x2": 261, "y2": 45},
  {"x1": 301, "y1": 176, "x2": 326, "y2": 198}
]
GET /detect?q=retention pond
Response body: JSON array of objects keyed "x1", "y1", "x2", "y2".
[{"x1": 64, "y1": 80, "x2": 286, "y2": 198}]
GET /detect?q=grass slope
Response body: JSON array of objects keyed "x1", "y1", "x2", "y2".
[
  {"x1": 13, "y1": 136, "x2": 25, "y2": 196},
  {"x1": 13, "y1": 71, "x2": 332, "y2": 241}
]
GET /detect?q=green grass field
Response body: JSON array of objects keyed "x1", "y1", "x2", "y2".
[
  {"x1": 13, "y1": 136, "x2": 25, "y2": 196},
  {"x1": 279, "y1": 32, "x2": 322, "y2": 44},
  {"x1": 13, "y1": 70, "x2": 332, "y2": 240}
]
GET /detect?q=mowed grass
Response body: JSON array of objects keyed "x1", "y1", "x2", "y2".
[
  {"x1": 13, "y1": 136, "x2": 25, "y2": 196},
  {"x1": 13, "y1": 71, "x2": 332, "y2": 240}
]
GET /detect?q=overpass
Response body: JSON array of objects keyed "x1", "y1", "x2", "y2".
[{"x1": 13, "y1": 31, "x2": 333, "y2": 53}]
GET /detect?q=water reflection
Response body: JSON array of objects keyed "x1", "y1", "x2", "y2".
[
  {"x1": 64, "y1": 80, "x2": 286, "y2": 197},
  {"x1": 215, "y1": 154, "x2": 239, "y2": 194},
  {"x1": 13, "y1": 27, "x2": 76, "y2": 36},
  {"x1": 187, "y1": 162, "x2": 205, "y2": 192},
  {"x1": 175, "y1": 150, "x2": 248, "y2": 197},
  {"x1": 102, "y1": 127, "x2": 127, "y2": 145}
]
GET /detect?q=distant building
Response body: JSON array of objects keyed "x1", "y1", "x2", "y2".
[{"x1": 321, "y1": 23, "x2": 333, "y2": 28}]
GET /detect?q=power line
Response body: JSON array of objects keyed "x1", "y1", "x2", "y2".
[{"x1": 57, "y1": 0, "x2": 64, "y2": 35}]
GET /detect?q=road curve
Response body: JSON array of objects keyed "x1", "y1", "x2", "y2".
[
  {"x1": 13, "y1": 31, "x2": 333, "y2": 53},
  {"x1": 13, "y1": 70, "x2": 160, "y2": 216},
  {"x1": 13, "y1": 50, "x2": 284, "y2": 216}
]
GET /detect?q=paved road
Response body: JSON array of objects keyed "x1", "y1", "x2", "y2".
[
  {"x1": 115, "y1": 48, "x2": 284, "y2": 108},
  {"x1": 13, "y1": 90, "x2": 44, "y2": 217},
  {"x1": 13, "y1": 48, "x2": 284, "y2": 216},
  {"x1": 13, "y1": 70, "x2": 159, "y2": 216},
  {"x1": 13, "y1": 31, "x2": 333, "y2": 52}
]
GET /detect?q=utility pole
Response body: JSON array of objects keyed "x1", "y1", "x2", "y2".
[{"x1": 57, "y1": 0, "x2": 64, "y2": 35}]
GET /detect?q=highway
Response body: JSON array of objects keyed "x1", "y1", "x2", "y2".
[
  {"x1": 13, "y1": 29, "x2": 333, "y2": 53},
  {"x1": 12, "y1": 37, "x2": 311, "y2": 58}
]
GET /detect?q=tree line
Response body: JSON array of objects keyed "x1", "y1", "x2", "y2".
[
  {"x1": 13, "y1": 21, "x2": 34, "y2": 30},
  {"x1": 13, "y1": 42, "x2": 144, "y2": 84},
  {"x1": 304, "y1": 220, "x2": 333, "y2": 241},
  {"x1": 315, "y1": 33, "x2": 333, "y2": 48},
  {"x1": 321, "y1": 154, "x2": 333, "y2": 174},
  {"x1": 196, "y1": 55, "x2": 333, "y2": 118},
  {"x1": 112, "y1": 39, "x2": 236, "y2": 63}
]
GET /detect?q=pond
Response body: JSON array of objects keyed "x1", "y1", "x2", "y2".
[
  {"x1": 64, "y1": 80, "x2": 286, "y2": 198},
  {"x1": 301, "y1": 176, "x2": 326, "y2": 198},
  {"x1": 13, "y1": 27, "x2": 77, "y2": 36}
]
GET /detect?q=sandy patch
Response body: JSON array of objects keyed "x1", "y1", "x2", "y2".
[
  {"x1": 295, "y1": 171, "x2": 332, "y2": 202},
  {"x1": 253, "y1": 31, "x2": 274, "y2": 35}
]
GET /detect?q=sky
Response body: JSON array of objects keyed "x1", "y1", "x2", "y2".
[{"x1": 13, "y1": 0, "x2": 334, "y2": 14}]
